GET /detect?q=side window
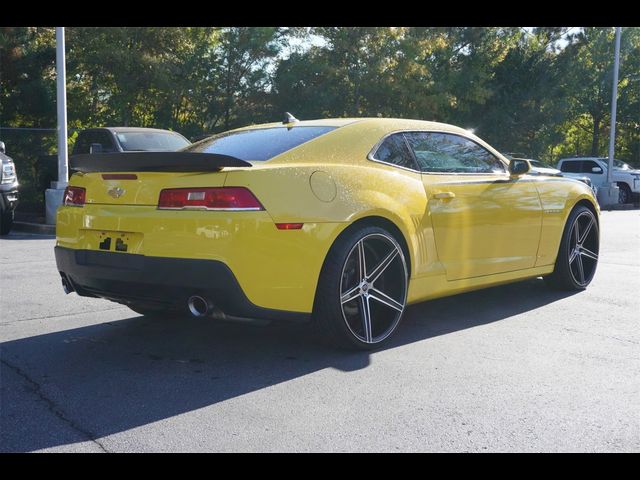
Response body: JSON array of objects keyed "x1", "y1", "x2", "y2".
[
  {"x1": 72, "y1": 131, "x2": 116, "y2": 154},
  {"x1": 95, "y1": 132, "x2": 116, "y2": 152},
  {"x1": 582, "y1": 160, "x2": 602, "y2": 174},
  {"x1": 560, "y1": 161, "x2": 582, "y2": 173},
  {"x1": 372, "y1": 134, "x2": 418, "y2": 170},
  {"x1": 73, "y1": 133, "x2": 91, "y2": 154},
  {"x1": 404, "y1": 132, "x2": 506, "y2": 174}
]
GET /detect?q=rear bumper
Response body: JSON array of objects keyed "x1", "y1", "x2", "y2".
[
  {"x1": 55, "y1": 246, "x2": 310, "y2": 323},
  {"x1": 56, "y1": 204, "x2": 347, "y2": 312}
]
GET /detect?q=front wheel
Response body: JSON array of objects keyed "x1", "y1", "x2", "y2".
[
  {"x1": 544, "y1": 205, "x2": 599, "y2": 290},
  {"x1": 617, "y1": 183, "x2": 632, "y2": 204},
  {"x1": 313, "y1": 226, "x2": 409, "y2": 350}
]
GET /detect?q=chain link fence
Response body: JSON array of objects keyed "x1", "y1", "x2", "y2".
[{"x1": 0, "y1": 127, "x2": 79, "y2": 215}]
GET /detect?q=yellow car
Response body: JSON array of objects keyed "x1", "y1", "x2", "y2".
[{"x1": 55, "y1": 117, "x2": 600, "y2": 349}]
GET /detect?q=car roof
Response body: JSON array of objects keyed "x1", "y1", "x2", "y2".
[
  {"x1": 559, "y1": 157, "x2": 608, "y2": 161},
  {"x1": 235, "y1": 117, "x2": 472, "y2": 136},
  {"x1": 84, "y1": 127, "x2": 184, "y2": 135}
]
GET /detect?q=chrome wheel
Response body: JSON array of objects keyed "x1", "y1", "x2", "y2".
[
  {"x1": 567, "y1": 211, "x2": 599, "y2": 287},
  {"x1": 339, "y1": 233, "x2": 408, "y2": 344}
]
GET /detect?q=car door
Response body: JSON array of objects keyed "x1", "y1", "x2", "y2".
[
  {"x1": 405, "y1": 131, "x2": 543, "y2": 281},
  {"x1": 580, "y1": 159, "x2": 606, "y2": 187}
]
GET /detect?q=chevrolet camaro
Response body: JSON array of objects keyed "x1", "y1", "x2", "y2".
[{"x1": 55, "y1": 117, "x2": 600, "y2": 349}]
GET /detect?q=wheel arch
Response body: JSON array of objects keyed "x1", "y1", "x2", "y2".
[
  {"x1": 326, "y1": 215, "x2": 413, "y2": 279},
  {"x1": 572, "y1": 197, "x2": 600, "y2": 224}
]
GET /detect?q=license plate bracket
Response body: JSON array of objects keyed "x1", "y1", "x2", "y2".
[{"x1": 81, "y1": 230, "x2": 144, "y2": 254}]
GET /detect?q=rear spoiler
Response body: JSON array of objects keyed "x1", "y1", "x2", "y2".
[{"x1": 70, "y1": 152, "x2": 252, "y2": 173}]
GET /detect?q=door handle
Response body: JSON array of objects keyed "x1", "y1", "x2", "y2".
[{"x1": 433, "y1": 192, "x2": 455, "y2": 200}]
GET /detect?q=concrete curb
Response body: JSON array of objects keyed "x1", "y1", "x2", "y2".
[
  {"x1": 602, "y1": 203, "x2": 640, "y2": 211},
  {"x1": 11, "y1": 221, "x2": 56, "y2": 235}
]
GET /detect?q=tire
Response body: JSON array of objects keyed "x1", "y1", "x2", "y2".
[
  {"x1": 544, "y1": 205, "x2": 599, "y2": 291},
  {"x1": 617, "y1": 183, "x2": 632, "y2": 204},
  {"x1": 312, "y1": 225, "x2": 409, "y2": 350},
  {"x1": 0, "y1": 209, "x2": 14, "y2": 235}
]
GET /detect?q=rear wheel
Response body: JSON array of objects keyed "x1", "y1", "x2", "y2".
[
  {"x1": 544, "y1": 205, "x2": 599, "y2": 290},
  {"x1": 313, "y1": 226, "x2": 408, "y2": 350},
  {"x1": 0, "y1": 209, "x2": 14, "y2": 235}
]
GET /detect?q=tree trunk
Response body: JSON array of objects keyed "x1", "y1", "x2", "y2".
[
  {"x1": 224, "y1": 56, "x2": 233, "y2": 130},
  {"x1": 591, "y1": 116, "x2": 600, "y2": 156}
]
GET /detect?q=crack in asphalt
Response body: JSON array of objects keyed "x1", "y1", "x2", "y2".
[
  {"x1": 1, "y1": 358, "x2": 110, "y2": 453},
  {"x1": 1, "y1": 307, "x2": 129, "y2": 325}
]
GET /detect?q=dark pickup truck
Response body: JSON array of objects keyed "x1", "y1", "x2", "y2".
[
  {"x1": 72, "y1": 127, "x2": 190, "y2": 155},
  {"x1": 0, "y1": 141, "x2": 19, "y2": 235}
]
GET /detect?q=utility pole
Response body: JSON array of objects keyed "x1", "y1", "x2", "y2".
[
  {"x1": 607, "y1": 27, "x2": 621, "y2": 185},
  {"x1": 600, "y1": 27, "x2": 622, "y2": 207},
  {"x1": 45, "y1": 27, "x2": 69, "y2": 224}
]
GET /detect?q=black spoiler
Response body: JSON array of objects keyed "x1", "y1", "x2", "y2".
[{"x1": 70, "y1": 152, "x2": 252, "y2": 173}]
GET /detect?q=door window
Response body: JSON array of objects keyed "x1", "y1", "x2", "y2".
[
  {"x1": 560, "y1": 161, "x2": 582, "y2": 173},
  {"x1": 581, "y1": 160, "x2": 603, "y2": 174},
  {"x1": 404, "y1": 132, "x2": 506, "y2": 174}
]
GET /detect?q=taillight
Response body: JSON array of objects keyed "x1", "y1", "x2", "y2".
[
  {"x1": 63, "y1": 186, "x2": 86, "y2": 206},
  {"x1": 158, "y1": 187, "x2": 264, "y2": 211}
]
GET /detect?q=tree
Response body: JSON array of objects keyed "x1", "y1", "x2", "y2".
[{"x1": 561, "y1": 27, "x2": 638, "y2": 157}]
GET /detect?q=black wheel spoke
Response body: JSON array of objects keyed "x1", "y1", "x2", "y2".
[
  {"x1": 341, "y1": 285, "x2": 361, "y2": 305},
  {"x1": 357, "y1": 240, "x2": 367, "y2": 280},
  {"x1": 359, "y1": 295, "x2": 373, "y2": 343},
  {"x1": 569, "y1": 247, "x2": 580, "y2": 265},
  {"x1": 579, "y1": 216, "x2": 594, "y2": 244},
  {"x1": 576, "y1": 255, "x2": 585, "y2": 283},
  {"x1": 369, "y1": 287, "x2": 404, "y2": 312},
  {"x1": 579, "y1": 246, "x2": 598, "y2": 261},
  {"x1": 368, "y1": 249, "x2": 399, "y2": 284}
]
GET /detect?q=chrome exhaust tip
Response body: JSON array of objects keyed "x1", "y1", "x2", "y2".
[{"x1": 187, "y1": 295, "x2": 211, "y2": 317}]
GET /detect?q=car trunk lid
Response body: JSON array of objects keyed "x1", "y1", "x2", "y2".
[{"x1": 69, "y1": 152, "x2": 250, "y2": 206}]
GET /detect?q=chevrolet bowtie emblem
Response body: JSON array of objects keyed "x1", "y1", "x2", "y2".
[{"x1": 107, "y1": 187, "x2": 125, "y2": 199}]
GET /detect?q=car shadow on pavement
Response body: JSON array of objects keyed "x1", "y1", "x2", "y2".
[{"x1": 1, "y1": 277, "x2": 578, "y2": 452}]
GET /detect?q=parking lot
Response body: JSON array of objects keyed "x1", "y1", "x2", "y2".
[{"x1": 1, "y1": 210, "x2": 639, "y2": 452}]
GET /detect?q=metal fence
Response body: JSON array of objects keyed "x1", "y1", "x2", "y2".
[{"x1": 0, "y1": 127, "x2": 78, "y2": 214}]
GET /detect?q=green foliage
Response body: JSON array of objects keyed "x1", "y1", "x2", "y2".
[{"x1": 1, "y1": 26, "x2": 639, "y2": 213}]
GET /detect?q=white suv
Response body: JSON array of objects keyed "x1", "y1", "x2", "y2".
[{"x1": 557, "y1": 157, "x2": 640, "y2": 204}]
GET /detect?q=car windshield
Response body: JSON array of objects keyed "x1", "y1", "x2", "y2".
[
  {"x1": 184, "y1": 126, "x2": 337, "y2": 161},
  {"x1": 116, "y1": 131, "x2": 190, "y2": 151},
  {"x1": 528, "y1": 159, "x2": 551, "y2": 168},
  {"x1": 613, "y1": 159, "x2": 631, "y2": 170}
]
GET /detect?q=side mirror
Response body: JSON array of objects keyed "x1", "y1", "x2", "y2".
[
  {"x1": 89, "y1": 143, "x2": 103, "y2": 154},
  {"x1": 0, "y1": 141, "x2": 5, "y2": 154},
  {"x1": 509, "y1": 158, "x2": 531, "y2": 176},
  {"x1": 591, "y1": 167, "x2": 603, "y2": 174}
]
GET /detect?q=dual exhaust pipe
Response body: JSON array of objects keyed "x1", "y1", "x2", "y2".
[
  {"x1": 187, "y1": 295, "x2": 225, "y2": 320},
  {"x1": 62, "y1": 280, "x2": 225, "y2": 321},
  {"x1": 186, "y1": 295, "x2": 268, "y2": 325}
]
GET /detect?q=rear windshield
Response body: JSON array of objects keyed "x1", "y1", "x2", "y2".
[
  {"x1": 184, "y1": 126, "x2": 336, "y2": 161},
  {"x1": 116, "y1": 132, "x2": 190, "y2": 151}
]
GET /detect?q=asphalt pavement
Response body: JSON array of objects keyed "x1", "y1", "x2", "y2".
[{"x1": 1, "y1": 210, "x2": 638, "y2": 452}]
